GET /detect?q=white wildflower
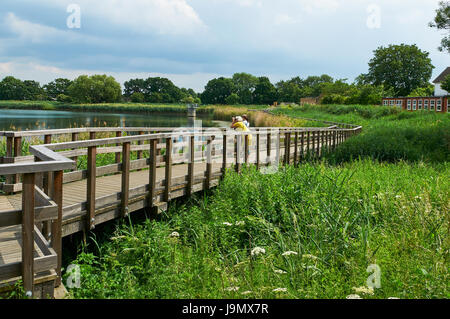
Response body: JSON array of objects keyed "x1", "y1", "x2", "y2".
[
  {"x1": 272, "y1": 288, "x2": 287, "y2": 293},
  {"x1": 241, "y1": 291, "x2": 253, "y2": 295},
  {"x1": 222, "y1": 222, "x2": 233, "y2": 226},
  {"x1": 388, "y1": 297, "x2": 400, "y2": 299},
  {"x1": 235, "y1": 221, "x2": 245, "y2": 226},
  {"x1": 395, "y1": 195, "x2": 401, "y2": 199},
  {"x1": 346, "y1": 294, "x2": 362, "y2": 299},
  {"x1": 225, "y1": 286, "x2": 240, "y2": 292},
  {"x1": 169, "y1": 231, "x2": 180, "y2": 238},
  {"x1": 282, "y1": 251, "x2": 298, "y2": 256},
  {"x1": 274, "y1": 269, "x2": 287, "y2": 274},
  {"x1": 302, "y1": 254, "x2": 318, "y2": 260},
  {"x1": 353, "y1": 286, "x2": 374, "y2": 295},
  {"x1": 251, "y1": 247, "x2": 266, "y2": 256}
]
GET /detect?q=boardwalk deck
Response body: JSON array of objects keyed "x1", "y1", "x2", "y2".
[{"x1": 0, "y1": 125, "x2": 362, "y2": 298}]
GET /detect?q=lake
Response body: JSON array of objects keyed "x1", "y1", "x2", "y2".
[{"x1": 0, "y1": 109, "x2": 222, "y2": 131}]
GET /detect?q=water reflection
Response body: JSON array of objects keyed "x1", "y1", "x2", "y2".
[{"x1": 0, "y1": 109, "x2": 219, "y2": 131}]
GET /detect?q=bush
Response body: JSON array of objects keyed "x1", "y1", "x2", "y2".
[
  {"x1": 130, "y1": 92, "x2": 145, "y2": 103},
  {"x1": 56, "y1": 94, "x2": 72, "y2": 103}
]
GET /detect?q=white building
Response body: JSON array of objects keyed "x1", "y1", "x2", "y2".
[{"x1": 433, "y1": 67, "x2": 450, "y2": 97}]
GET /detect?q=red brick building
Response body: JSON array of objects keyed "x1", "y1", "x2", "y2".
[
  {"x1": 381, "y1": 96, "x2": 449, "y2": 113},
  {"x1": 381, "y1": 67, "x2": 449, "y2": 113}
]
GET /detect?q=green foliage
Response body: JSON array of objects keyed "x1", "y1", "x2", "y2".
[
  {"x1": 225, "y1": 93, "x2": 240, "y2": 105},
  {"x1": 130, "y1": 92, "x2": 145, "y2": 103},
  {"x1": 408, "y1": 84, "x2": 435, "y2": 97},
  {"x1": 44, "y1": 78, "x2": 73, "y2": 99},
  {"x1": 253, "y1": 76, "x2": 277, "y2": 105},
  {"x1": 232, "y1": 73, "x2": 258, "y2": 104},
  {"x1": 124, "y1": 77, "x2": 188, "y2": 104},
  {"x1": 429, "y1": 1, "x2": 450, "y2": 53},
  {"x1": 363, "y1": 44, "x2": 434, "y2": 97},
  {"x1": 65, "y1": 161, "x2": 449, "y2": 299},
  {"x1": 68, "y1": 75, "x2": 122, "y2": 103},
  {"x1": 440, "y1": 74, "x2": 450, "y2": 93},
  {"x1": 201, "y1": 77, "x2": 235, "y2": 104},
  {"x1": 0, "y1": 76, "x2": 45, "y2": 100}
]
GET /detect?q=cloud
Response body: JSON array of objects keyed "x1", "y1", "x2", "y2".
[{"x1": 274, "y1": 14, "x2": 296, "y2": 26}]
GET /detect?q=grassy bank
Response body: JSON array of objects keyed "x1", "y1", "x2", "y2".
[
  {"x1": 64, "y1": 160, "x2": 449, "y2": 299},
  {"x1": 274, "y1": 104, "x2": 450, "y2": 163}
]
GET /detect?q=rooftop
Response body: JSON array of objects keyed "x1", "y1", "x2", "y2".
[{"x1": 433, "y1": 67, "x2": 450, "y2": 84}]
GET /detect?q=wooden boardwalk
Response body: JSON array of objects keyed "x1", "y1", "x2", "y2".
[{"x1": 0, "y1": 125, "x2": 362, "y2": 298}]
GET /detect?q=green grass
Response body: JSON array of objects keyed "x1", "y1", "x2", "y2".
[
  {"x1": 274, "y1": 104, "x2": 450, "y2": 163},
  {"x1": 65, "y1": 160, "x2": 449, "y2": 299}
]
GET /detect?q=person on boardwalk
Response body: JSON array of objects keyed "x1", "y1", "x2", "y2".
[
  {"x1": 242, "y1": 115, "x2": 250, "y2": 128},
  {"x1": 231, "y1": 116, "x2": 252, "y2": 156}
]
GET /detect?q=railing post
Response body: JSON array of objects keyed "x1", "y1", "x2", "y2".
[
  {"x1": 164, "y1": 137, "x2": 172, "y2": 202},
  {"x1": 121, "y1": 142, "x2": 130, "y2": 218},
  {"x1": 206, "y1": 137, "x2": 212, "y2": 189},
  {"x1": 43, "y1": 135, "x2": 54, "y2": 197},
  {"x1": 148, "y1": 139, "x2": 157, "y2": 207},
  {"x1": 235, "y1": 134, "x2": 241, "y2": 173},
  {"x1": 266, "y1": 132, "x2": 271, "y2": 166},
  {"x1": 115, "y1": 131, "x2": 122, "y2": 164},
  {"x1": 52, "y1": 170, "x2": 63, "y2": 287},
  {"x1": 333, "y1": 130, "x2": 337, "y2": 150},
  {"x1": 244, "y1": 134, "x2": 249, "y2": 165},
  {"x1": 222, "y1": 133, "x2": 227, "y2": 177},
  {"x1": 256, "y1": 130, "x2": 260, "y2": 170},
  {"x1": 188, "y1": 135, "x2": 195, "y2": 195},
  {"x1": 22, "y1": 172, "x2": 35, "y2": 297},
  {"x1": 306, "y1": 131, "x2": 310, "y2": 159},
  {"x1": 320, "y1": 130, "x2": 324, "y2": 157},
  {"x1": 5, "y1": 136, "x2": 13, "y2": 191},
  {"x1": 137, "y1": 131, "x2": 144, "y2": 171},
  {"x1": 87, "y1": 133, "x2": 96, "y2": 230},
  {"x1": 14, "y1": 137, "x2": 22, "y2": 185},
  {"x1": 72, "y1": 133, "x2": 79, "y2": 172},
  {"x1": 300, "y1": 131, "x2": 304, "y2": 162},
  {"x1": 294, "y1": 131, "x2": 298, "y2": 166}
]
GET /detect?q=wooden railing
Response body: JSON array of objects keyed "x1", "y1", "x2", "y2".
[{"x1": 0, "y1": 124, "x2": 362, "y2": 297}]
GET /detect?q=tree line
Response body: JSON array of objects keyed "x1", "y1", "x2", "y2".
[{"x1": 0, "y1": 43, "x2": 446, "y2": 105}]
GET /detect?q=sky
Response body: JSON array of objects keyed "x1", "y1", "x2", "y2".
[{"x1": 0, "y1": 0, "x2": 448, "y2": 92}]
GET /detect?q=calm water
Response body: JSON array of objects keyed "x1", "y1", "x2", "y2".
[{"x1": 0, "y1": 109, "x2": 220, "y2": 131}]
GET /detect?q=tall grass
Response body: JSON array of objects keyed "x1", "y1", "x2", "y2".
[{"x1": 64, "y1": 161, "x2": 449, "y2": 299}]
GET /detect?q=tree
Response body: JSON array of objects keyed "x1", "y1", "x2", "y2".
[
  {"x1": 23, "y1": 80, "x2": 44, "y2": 100},
  {"x1": 130, "y1": 92, "x2": 145, "y2": 103},
  {"x1": 276, "y1": 79, "x2": 303, "y2": 103},
  {"x1": 0, "y1": 76, "x2": 26, "y2": 100},
  {"x1": 429, "y1": 1, "x2": 450, "y2": 53},
  {"x1": 303, "y1": 75, "x2": 334, "y2": 97},
  {"x1": 253, "y1": 77, "x2": 277, "y2": 105},
  {"x1": 231, "y1": 73, "x2": 258, "y2": 104},
  {"x1": 440, "y1": 74, "x2": 450, "y2": 93},
  {"x1": 43, "y1": 78, "x2": 73, "y2": 100},
  {"x1": 364, "y1": 44, "x2": 434, "y2": 97},
  {"x1": 200, "y1": 77, "x2": 234, "y2": 104},
  {"x1": 68, "y1": 75, "x2": 122, "y2": 103},
  {"x1": 408, "y1": 84, "x2": 435, "y2": 97},
  {"x1": 225, "y1": 93, "x2": 240, "y2": 105}
]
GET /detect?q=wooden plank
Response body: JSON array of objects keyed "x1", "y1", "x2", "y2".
[
  {"x1": 267, "y1": 132, "x2": 271, "y2": 166},
  {"x1": 256, "y1": 130, "x2": 260, "y2": 170},
  {"x1": 235, "y1": 135, "x2": 241, "y2": 173},
  {"x1": 115, "y1": 131, "x2": 122, "y2": 163},
  {"x1": 294, "y1": 132, "x2": 298, "y2": 166},
  {"x1": 206, "y1": 138, "x2": 212, "y2": 189},
  {"x1": 121, "y1": 142, "x2": 130, "y2": 218},
  {"x1": 164, "y1": 138, "x2": 172, "y2": 202},
  {"x1": 86, "y1": 144, "x2": 96, "y2": 230},
  {"x1": 22, "y1": 173, "x2": 35, "y2": 297},
  {"x1": 13, "y1": 137, "x2": 22, "y2": 185}
]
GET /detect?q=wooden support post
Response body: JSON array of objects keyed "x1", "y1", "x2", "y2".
[
  {"x1": 87, "y1": 141, "x2": 96, "y2": 231},
  {"x1": 115, "y1": 131, "x2": 122, "y2": 164},
  {"x1": 72, "y1": 133, "x2": 79, "y2": 171},
  {"x1": 294, "y1": 132, "x2": 298, "y2": 166},
  {"x1": 121, "y1": 142, "x2": 130, "y2": 218},
  {"x1": 137, "y1": 131, "x2": 144, "y2": 171},
  {"x1": 320, "y1": 130, "x2": 324, "y2": 157},
  {"x1": 52, "y1": 170, "x2": 63, "y2": 287},
  {"x1": 22, "y1": 173, "x2": 35, "y2": 297},
  {"x1": 266, "y1": 132, "x2": 271, "y2": 166},
  {"x1": 222, "y1": 134, "x2": 227, "y2": 177},
  {"x1": 285, "y1": 132, "x2": 291, "y2": 165},
  {"x1": 188, "y1": 136, "x2": 195, "y2": 195},
  {"x1": 235, "y1": 135, "x2": 241, "y2": 173},
  {"x1": 333, "y1": 130, "x2": 337, "y2": 150},
  {"x1": 148, "y1": 139, "x2": 157, "y2": 207},
  {"x1": 311, "y1": 131, "x2": 315, "y2": 158},
  {"x1": 5, "y1": 137, "x2": 13, "y2": 189},
  {"x1": 256, "y1": 130, "x2": 260, "y2": 170},
  {"x1": 43, "y1": 135, "x2": 53, "y2": 197},
  {"x1": 300, "y1": 132, "x2": 304, "y2": 161},
  {"x1": 14, "y1": 137, "x2": 22, "y2": 184},
  {"x1": 306, "y1": 131, "x2": 310, "y2": 158},
  {"x1": 206, "y1": 138, "x2": 212, "y2": 189},
  {"x1": 164, "y1": 137, "x2": 172, "y2": 202},
  {"x1": 316, "y1": 131, "x2": 320, "y2": 158},
  {"x1": 244, "y1": 134, "x2": 249, "y2": 165}
]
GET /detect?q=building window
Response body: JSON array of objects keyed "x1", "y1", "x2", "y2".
[
  {"x1": 389, "y1": 100, "x2": 394, "y2": 106},
  {"x1": 437, "y1": 99, "x2": 442, "y2": 111},
  {"x1": 396, "y1": 100, "x2": 402, "y2": 106},
  {"x1": 418, "y1": 100, "x2": 423, "y2": 110},
  {"x1": 430, "y1": 100, "x2": 435, "y2": 110},
  {"x1": 383, "y1": 100, "x2": 388, "y2": 106},
  {"x1": 424, "y1": 100, "x2": 429, "y2": 110},
  {"x1": 413, "y1": 100, "x2": 417, "y2": 110},
  {"x1": 407, "y1": 100, "x2": 412, "y2": 110}
]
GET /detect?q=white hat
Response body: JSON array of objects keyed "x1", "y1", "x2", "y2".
[{"x1": 235, "y1": 116, "x2": 243, "y2": 121}]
